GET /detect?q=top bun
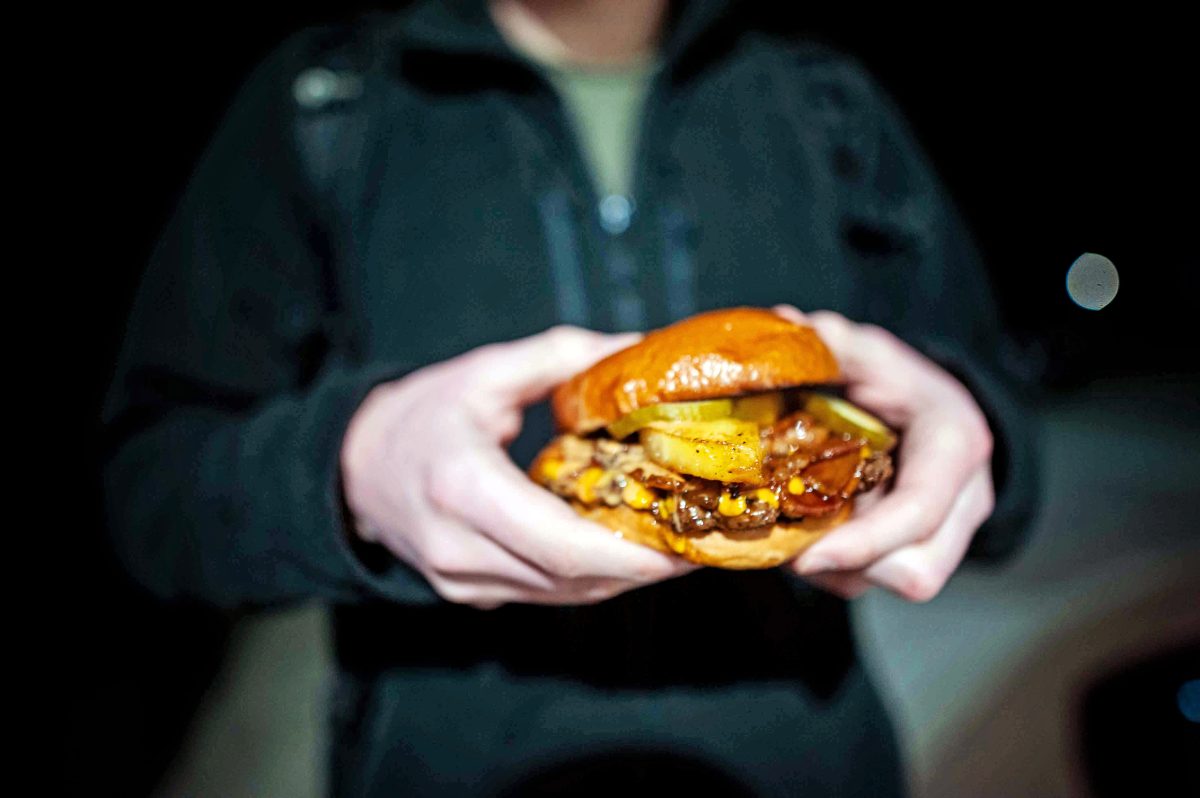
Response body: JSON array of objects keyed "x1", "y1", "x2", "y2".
[{"x1": 552, "y1": 307, "x2": 840, "y2": 434}]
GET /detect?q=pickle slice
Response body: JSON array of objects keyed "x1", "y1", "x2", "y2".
[
  {"x1": 606, "y1": 398, "x2": 733, "y2": 440},
  {"x1": 640, "y1": 419, "x2": 763, "y2": 484},
  {"x1": 606, "y1": 392, "x2": 787, "y2": 439},
  {"x1": 730, "y1": 392, "x2": 786, "y2": 425},
  {"x1": 803, "y1": 393, "x2": 897, "y2": 452}
]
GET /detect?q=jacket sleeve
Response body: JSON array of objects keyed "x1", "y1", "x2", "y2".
[
  {"x1": 100, "y1": 32, "x2": 439, "y2": 607},
  {"x1": 823, "y1": 56, "x2": 1041, "y2": 563}
]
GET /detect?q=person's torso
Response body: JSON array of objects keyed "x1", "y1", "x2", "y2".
[{"x1": 294, "y1": 12, "x2": 909, "y2": 794}]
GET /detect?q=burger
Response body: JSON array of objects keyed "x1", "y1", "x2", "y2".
[{"x1": 529, "y1": 307, "x2": 897, "y2": 569}]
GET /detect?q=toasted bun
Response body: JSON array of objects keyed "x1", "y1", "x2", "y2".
[
  {"x1": 570, "y1": 500, "x2": 852, "y2": 570},
  {"x1": 552, "y1": 307, "x2": 840, "y2": 434}
]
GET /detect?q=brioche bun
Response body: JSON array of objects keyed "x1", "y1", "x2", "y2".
[
  {"x1": 571, "y1": 500, "x2": 852, "y2": 569},
  {"x1": 551, "y1": 307, "x2": 840, "y2": 435}
]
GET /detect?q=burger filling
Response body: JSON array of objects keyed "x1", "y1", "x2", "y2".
[{"x1": 533, "y1": 392, "x2": 895, "y2": 536}]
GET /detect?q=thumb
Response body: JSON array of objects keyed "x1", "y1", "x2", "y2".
[{"x1": 472, "y1": 325, "x2": 641, "y2": 406}]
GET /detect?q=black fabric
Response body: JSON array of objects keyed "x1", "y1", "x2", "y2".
[
  {"x1": 329, "y1": 654, "x2": 903, "y2": 797},
  {"x1": 101, "y1": 1, "x2": 1040, "y2": 794}
]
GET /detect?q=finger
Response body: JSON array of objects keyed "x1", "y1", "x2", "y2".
[
  {"x1": 792, "y1": 413, "x2": 985, "y2": 574},
  {"x1": 854, "y1": 486, "x2": 885, "y2": 513},
  {"x1": 411, "y1": 525, "x2": 653, "y2": 608},
  {"x1": 805, "y1": 312, "x2": 940, "y2": 389},
  {"x1": 409, "y1": 511, "x2": 559, "y2": 592},
  {"x1": 470, "y1": 326, "x2": 641, "y2": 406},
  {"x1": 429, "y1": 449, "x2": 698, "y2": 583},
  {"x1": 432, "y1": 573, "x2": 651, "y2": 610},
  {"x1": 792, "y1": 468, "x2": 988, "y2": 604},
  {"x1": 416, "y1": 509, "x2": 657, "y2": 601},
  {"x1": 864, "y1": 466, "x2": 995, "y2": 603}
]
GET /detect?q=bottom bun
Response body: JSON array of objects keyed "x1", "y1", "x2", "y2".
[{"x1": 571, "y1": 500, "x2": 852, "y2": 570}]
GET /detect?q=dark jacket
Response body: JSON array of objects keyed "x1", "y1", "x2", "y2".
[{"x1": 102, "y1": 1, "x2": 1037, "y2": 794}]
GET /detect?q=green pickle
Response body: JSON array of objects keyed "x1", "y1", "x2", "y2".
[
  {"x1": 606, "y1": 398, "x2": 733, "y2": 439},
  {"x1": 803, "y1": 393, "x2": 897, "y2": 452},
  {"x1": 730, "y1": 392, "x2": 785, "y2": 424},
  {"x1": 605, "y1": 392, "x2": 788, "y2": 439}
]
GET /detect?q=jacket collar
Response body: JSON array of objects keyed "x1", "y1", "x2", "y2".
[{"x1": 388, "y1": 0, "x2": 742, "y2": 79}]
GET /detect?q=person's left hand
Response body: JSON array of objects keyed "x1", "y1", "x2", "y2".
[{"x1": 774, "y1": 305, "x2": 996, "y2": 602}]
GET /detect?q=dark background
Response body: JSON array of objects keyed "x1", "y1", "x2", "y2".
[{"x1": 59, "y1": 3, "x2": 1196, "y2": 794}]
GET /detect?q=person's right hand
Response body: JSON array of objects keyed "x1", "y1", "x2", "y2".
[{"x1": 340, "y1": 326, "x2": 698, "y2": 610}]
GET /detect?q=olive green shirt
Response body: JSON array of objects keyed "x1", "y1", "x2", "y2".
[{"x1": 542, "y1": 59, "x2": 658, "y2": 198}]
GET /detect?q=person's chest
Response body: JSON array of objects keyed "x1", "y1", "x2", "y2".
[{"x1": 344, "y1": 58, "x2": 866, "y2": 368}]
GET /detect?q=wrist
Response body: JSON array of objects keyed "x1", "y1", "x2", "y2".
[{"x1": 339, "y1": 381, "x2": 395, "y2": 542}]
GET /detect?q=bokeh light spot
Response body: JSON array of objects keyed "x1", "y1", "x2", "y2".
[
  {"x1": 1066, "y1": 252, "x2": 1119, "y2": 310},
  {"x1": 1179, "y1": 679, "x2": 1200, "y2": 723}
]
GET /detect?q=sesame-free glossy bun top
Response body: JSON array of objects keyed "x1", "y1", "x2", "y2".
[{"x1": 551, "y1": 307, "x2": 841, "y2": 434}]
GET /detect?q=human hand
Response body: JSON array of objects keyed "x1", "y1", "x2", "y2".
[
  {"x1": 340, "y1": 326, "x2": 697, "y2": 609},
  {"x1": 774, "y1": 306, "x2": 996, "y2": 602}
]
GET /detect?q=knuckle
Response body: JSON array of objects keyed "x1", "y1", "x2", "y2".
[
  {"x1": 977, "y1": 423, "x2": 995, "y2": 463},
  {"x1": 897, "y1": 565, "x2": 945, "y2": 603},
  {"x1": 964, "y1": 414, "x2": 994, "y2": 463},
  {"x1": 772, "y1": 304, "x2": 805, "y2": 323},
  {"x1": 469, "y1": 338, "x2": 507, "y2": 360},
  {"x1": 809, "y1": 310, "x2": 851, "y2": 337},
  {"x1": 549, "y1": 551, "x2": 584, "y2": 580},
  {"x1": 544, "y1": 323, "x2": 583, "y2": 340},
  {"x1": 541, "y1": 324, "x2": 589, "y2": 353},
  {"x1": 451, "y1": 346, "x2": 493, "y2": 377},
  {"x1": 422, "y1": 541, "x2": 464, "y2": 575},
  {"x1": 428, "y1": 576, "x2": 471, "y2": 605},
  {"x1": 810, "y1": 309, "x2": 847, "y2": 325},
  {"x1": 861, "y1": 323, "x2": 898, "y2": 348}
]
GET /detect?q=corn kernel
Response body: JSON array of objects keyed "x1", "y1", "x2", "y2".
[
  {"x1": 718, "y1": 491, "x2": 747, "y2": 516},
  {"x1": 621, "y1": 480, "x2": 655, "y2": 510},
  {"x1": 860, "y1": 446, "x2": 872, "y2": 459},
  {"x1": 787, "y1": 476, "x2": 806, "y2": 494},
  {"x1": 657, "y1": 496, "x2": 678, "y2": 519},
  {"x1": 668, "y1": 535, "x2": 688, "y2": 554},
  {"x1": 754, "y1": 488, "x2": 779, "y2": 508},
  {"x1": 576, "y1": 467, "x2": 605, "y2": 504},
  {"x1": 540, "y1": 458, "x2": 565, "y2": 482}
]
